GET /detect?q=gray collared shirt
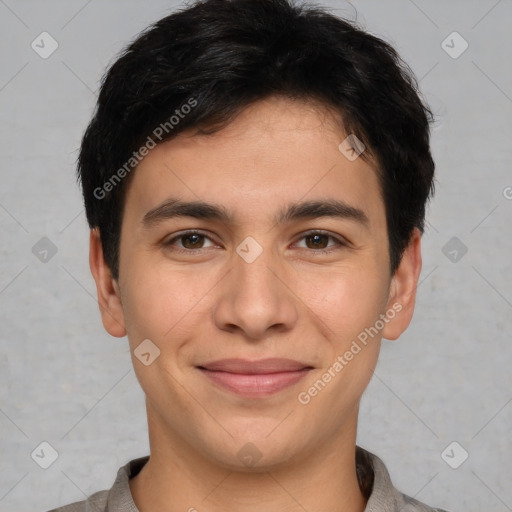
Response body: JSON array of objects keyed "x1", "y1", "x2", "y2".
[{"x1": 48, "y1": 447, "x2": 450, "y2": 512}]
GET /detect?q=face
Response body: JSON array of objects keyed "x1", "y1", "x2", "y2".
[{"x1": 91, "y1": 96, "x2": 421, "y2": 471}]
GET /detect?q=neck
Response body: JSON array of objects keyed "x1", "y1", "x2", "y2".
[{"x1": 130, "y1": 402, "x2": 367, "y2": 512}]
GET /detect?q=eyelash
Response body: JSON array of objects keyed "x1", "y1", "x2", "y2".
[{"x1": 163, "y1": 230, "x2": 348, "y2": 255}]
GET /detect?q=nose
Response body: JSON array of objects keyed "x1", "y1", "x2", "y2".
[{"x1": 212, "y1": 246, "x2": 299, "y2": 341}]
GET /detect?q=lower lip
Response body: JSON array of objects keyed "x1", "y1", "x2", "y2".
[{"x1": 199, "y1": 368, "x2": 312, "y2": 397}]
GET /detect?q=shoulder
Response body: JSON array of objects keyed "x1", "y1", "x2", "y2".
[
  {"x1": 46, "y1": 455, "x2": 148, "y2": 512},
  {"x1": 358, "y1": 446, "x2": 452, "y2": 512},
  {"x1": 46, "y1": 489, "x2": 108, "y2": 512},
  {"x1": 392, "y1": 490, "x2": 451, "y2": 512}
]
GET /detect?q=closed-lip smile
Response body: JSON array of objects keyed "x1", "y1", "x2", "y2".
[{"x1": 197, "y1": 358, "x2": 313, "y2": 397}]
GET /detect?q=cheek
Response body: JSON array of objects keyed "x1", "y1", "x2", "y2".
[
  {"x1": 293, "y1": 266, "x2": 386, "y2": 414},
  {"x1": 293, "y1": 263, "x2": 389, "y2": 342},
  {"x1": 120, "y1": 267, "x2": 212, "y2": 395},
  {"x1": 120, "y1": 259, "x2": 216, "y2": 345}
]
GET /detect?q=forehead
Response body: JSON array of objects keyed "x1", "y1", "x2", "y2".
[{"x1": 123, "y1": 96, "x2": 385, "y2": 229}]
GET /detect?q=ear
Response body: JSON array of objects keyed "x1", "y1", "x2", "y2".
[
  {"x1": 89, "y1": 228, "x2": 127, "y2": 338},
  {"x1": 381, "y1": 228, "x2": 422, "y2": 341}
]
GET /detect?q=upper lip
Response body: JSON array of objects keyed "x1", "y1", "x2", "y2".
[{"x1": 198, "y1": 358, "x2": 312, "y2": 374}]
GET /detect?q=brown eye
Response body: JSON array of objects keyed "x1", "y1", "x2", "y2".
[
  {"x1": 165, "y1": 231, "x2": 216, "y2": 251},
  {"x1": 295, "y1": 231, "x2": 347, "y2": 252},
  {"x1": 304, "y1": 233, "x2": 329, "y2": 249},
  {"x1": 181, "y1": 233, "x2": 205, "y2": 249}
]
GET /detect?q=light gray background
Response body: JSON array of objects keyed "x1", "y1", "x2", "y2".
[{"x1": 1, "y1": 1, "x2": 511, "y2": 511}]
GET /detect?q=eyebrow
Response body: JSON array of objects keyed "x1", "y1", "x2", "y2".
[{"x1": 142, "y1": 197, "x2": 369, "y2": 228}]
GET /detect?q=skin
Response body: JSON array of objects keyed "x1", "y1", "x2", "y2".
[{"x1": 90, "y1": 96, "x2": 422, "y2": 512}]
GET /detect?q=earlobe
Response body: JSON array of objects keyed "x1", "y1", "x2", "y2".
[
  {"x1": 89, "y1": 228, "x2": 127, "y2": 338},
  {"x1": 382, "y1": 228, "x2": 422, "y2": 341}
]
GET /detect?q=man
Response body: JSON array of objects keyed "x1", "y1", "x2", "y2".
[{"x1": 51, "y1": 0, "x2": 449, "y2": 510}]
